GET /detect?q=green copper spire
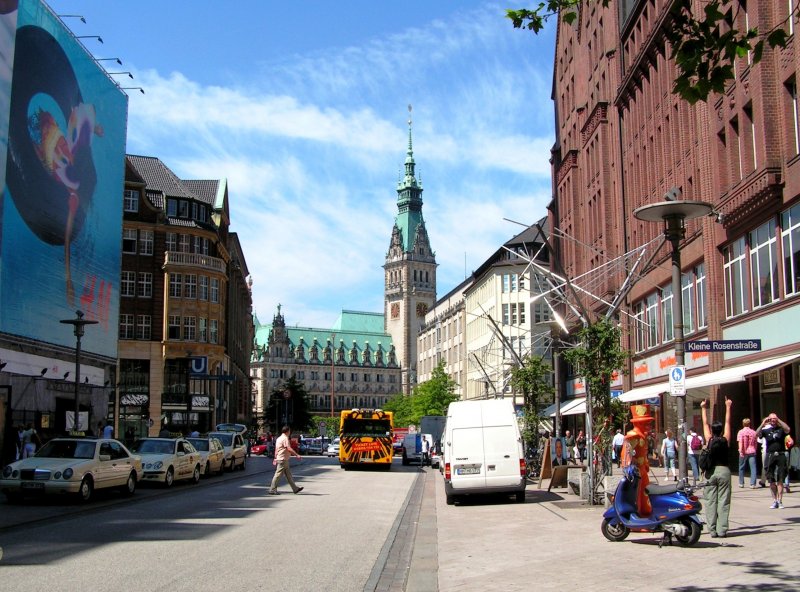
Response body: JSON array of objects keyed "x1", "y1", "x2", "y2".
[{"x1": 393, "y1": 104, "x2": 425, "y2": 252}]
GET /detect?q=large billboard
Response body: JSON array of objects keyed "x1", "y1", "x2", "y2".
[{"x1": 1, "y1": 0, "x2": 127, "y2": 358}]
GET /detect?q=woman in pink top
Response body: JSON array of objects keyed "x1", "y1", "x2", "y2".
[{"x1": 737, "y1": 418, "x2": 758, "y2": 488}]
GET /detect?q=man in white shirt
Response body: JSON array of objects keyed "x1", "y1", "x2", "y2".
[
  {"x1": 612, "y1": 429, "x2": 625, "y2": 467},
  {"x1": 268, "y1": 425, "x2": 303, "y2": 495}
]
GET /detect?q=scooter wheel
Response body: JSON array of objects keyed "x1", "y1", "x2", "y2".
[
  {"x1": 674, "y1": 519, "x2": 702, "y2": 547},
  {"x1": 601, "y1": 518, "x2": 630, "y2": 542}
]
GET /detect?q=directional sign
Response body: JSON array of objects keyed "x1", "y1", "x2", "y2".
[{"x1": 669, "y1": 365, "x2": 686, "y2": 397}]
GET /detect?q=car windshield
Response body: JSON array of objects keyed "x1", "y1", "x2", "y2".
[
  {"x1": 37, "y1": 440, "x2": 96, "y2": 459},
  {"x1": 131, "y1": 440, "x2": 174, "y2": 455},
  {"x1": 187, "y1": 438, "x2": 208, "y2": 451},
  {"x1": 211, "y1": 433, "x2": 233, "y2": 446}
]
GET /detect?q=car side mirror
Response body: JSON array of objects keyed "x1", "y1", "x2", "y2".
[{"x1": 99, "y1": 454, "x2": 111, "y2": 461}]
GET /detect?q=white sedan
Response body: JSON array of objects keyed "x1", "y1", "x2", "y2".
[
  {"x1": 208, "y1": 431, "x2": 247, "y2": 471},
  {"x1": 186, "y1": 436, "x2": 226, "y2": 477},
  {"x1": 130, "y1": 438, "x2": 203, "y2": 487},
  {"x1": 1, "y1": 438, "x2": 142, "y2": 503}
]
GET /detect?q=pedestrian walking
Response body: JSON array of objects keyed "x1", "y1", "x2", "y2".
[
  {"x1": 736, "y1": 418, "x2": 758, "y2": 488},
  {"x1": 422, "y1": 436, "x2": 431, "y2": 466},
  {"x1": 661, "y1": 430, "x2": 678, "y2": 481},
  {"x1": 20, "y1": 423, "x2": 40, "y2": 459},
  {"x1": 268, "y1": 425, "x2": 304, "y2": 495},
  {"x1": 687, "y1": 427, "x2": 703, "y2": 484},
  {"x1": 564, "y1": 430, "x2": 576, "y2": 464},
  {"x1": 612, "y1": 429, "x2": 624, "y2": 467},
  {"x1": 700, "y1": 397, "x2": 732, "y2": 538},
  {"x1": 576, "y1": 430, "x2": 586, "y2": 464},
  {"x1": 756, "y1": 412, "x2": 791, "y2": 509}
]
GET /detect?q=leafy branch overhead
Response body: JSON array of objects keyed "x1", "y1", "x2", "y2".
[{"x1": 508, "y1": 0, "x2": 795, "y2": 103}]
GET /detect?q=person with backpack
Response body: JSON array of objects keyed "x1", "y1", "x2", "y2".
[
  {"x1": 687, "y1": 427, "x2": 704, "y2": 484},
  {"x1": 700, "y1": 397, "x2": 733, "y2": 539},
  {"x1": 736, "y1": 418, "x2": 758, "y2": 488}
]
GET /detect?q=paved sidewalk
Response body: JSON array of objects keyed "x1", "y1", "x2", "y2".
[{"x1": 424, "y1": 467, "x2": 799, "y2": 592}]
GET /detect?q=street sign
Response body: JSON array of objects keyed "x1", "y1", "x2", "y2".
[
  {"x1": 318, "y1": 422, "x2": 326, "y2": 436},
  {"x1": 669, "y1": 365, "x2": 686, "y2": 397},
  {"x1": 686, "y1": 339, "x2": 761, "y2": 352}
]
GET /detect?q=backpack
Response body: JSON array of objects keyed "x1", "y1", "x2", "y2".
[
  {"x1": 698, "y1": 436, "x2": 723, "y2": 475},
  {"x1": 690, "y1": 434, "x2": 702, "y2": 451}
]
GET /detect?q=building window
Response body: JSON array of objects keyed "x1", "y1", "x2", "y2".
[
  {"x1": 168, "y1": 315, "x2": 181, "y2": 340},
  {"x1": 681, "y1": 272, "x2": 695, "y2": 335},
  {"x1": 210, "y1": 278, "x2": 220, "y2": 303},
  {"x1": 123, "y1": 190, "x2": 139, "y2": 212},
  {"x1": 209, "y1": 319, "x2": 218, "y2": 344},
  {"x1": 183, "y1": 316, "x2": 196, "y2": 341},
  {"x1": 502, "y1": 274, "x2": 510, "y2": 293},
  {"x1": 519, "y1": 304, "x2": 526, "y2": 324},
  {"x1": 324, "y1": 371, "x2": 331, "y2": 381},
  {"x1": 167, "y1": 199, "x2": 178, "y2": 217},
  {"x1": 166, "y1": 232, "x2": 177, "y2": 252},
  {"x1": 201, "y1": 237, "x2": 210, "y2": 255},
  {"x1": 121, "y1": 271, "x2": 136, "y2": 297},
  {"x1": 184, "y1": 274, "x2": 197, "y2": 299},
  {"x1": 502, "y1": 304, "x2": 510, "y2": 325},
  {"x1": 199, "y1": 276, "x2": 209, "y2": 301},
  {"x1": 789, "y1": 78, "x2": 799, "y2": 156},
  {"x1": 510, "y1": 303, "x2": 518, "y2": 325},
  {"x1": 119, "y1": 314, "x2": 134, "y2": 339},
  {"x1": 193, "y1": 235, "x2": 203, "y2": 254},
  {"x1": 136, "y1": 315, "x2": 151, "y2": 340},
  {"x1": 633, "y1": 301, "x2": 646, "y2": 353},
  {"x1": 178, "y1": 200, "x2": 189, "y2": 218},
  {"x1": 179, "y1": 234, "x2": 190, "y2": 253},
  {"x1": 661, "y1": 285, "x2": 674, "y2": 343},
  {"x1": 782, "y1": 203, "x2": 800, "y2": 296},
  {"x1": 169, "y1": 273, "x2": 182, "y2": 298},
  {"x1": 696, "y1": 264, "x2": 708, "y2": 329},
  {"x1": 511, "y1": 273, "x2": 517, "y2": 292},
  {"x1": 199, "y1": 317, "x2": 207, "y2": 342},
  {"x1": 749, "y1": 219, "x2": 778, "y2": 308},
  {"x1": 138, "y1": 272, "x2": 153, "y2": 298},
  {"x1": 122, "y1": 229, "x2": 137, "y2": 254},
  {"x1": 139, "y1": 230, "x2": 153, "y2": 256},
  {"x1": 645, "y1": 293, "x2": 659, "y2": 347},
  {"x1": 724, "y1": 237, "x2": 749, "y2": 318}
]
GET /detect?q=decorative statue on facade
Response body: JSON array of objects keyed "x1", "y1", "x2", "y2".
[{"x1": 625, "y1": 404, "x2": 655, "y2": 516}]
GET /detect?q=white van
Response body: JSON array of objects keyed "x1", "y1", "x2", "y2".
[{"x1": 442, "y1": 399, "x2": 526, "y2": 504}]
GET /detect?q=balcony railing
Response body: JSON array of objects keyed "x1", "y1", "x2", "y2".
[{"x1": 164, "y1": 251, "x2": 225, "y2": 273}]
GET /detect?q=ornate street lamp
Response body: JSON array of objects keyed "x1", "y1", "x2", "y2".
[
  {"x1": 60, "y1": 310, "x2": 98, "y2": 433},
  {"x1": 634, "y1": 196, "x2": 712, "y2": 481}
]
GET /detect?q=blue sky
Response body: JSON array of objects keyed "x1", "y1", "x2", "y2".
[{"x1": 47, "y1": 0, "x2": 557, "y2": 329}]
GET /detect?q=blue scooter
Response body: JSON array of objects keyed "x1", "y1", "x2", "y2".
[{"x1": 601, "y1": 465, "x2": 704, "y2": 547}]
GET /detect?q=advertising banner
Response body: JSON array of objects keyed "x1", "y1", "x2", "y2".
[{"x1": 1, "y1": 0, "x2": 127, "y2": 358}]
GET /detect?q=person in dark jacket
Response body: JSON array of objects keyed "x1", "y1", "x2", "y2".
[{"x1": 701, "y1": 397, "x2": 732, "y2": 538}]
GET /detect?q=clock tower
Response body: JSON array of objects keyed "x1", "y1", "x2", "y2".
[{"x1": 384, "y1": 108, "x2": 437, "y2": 394}]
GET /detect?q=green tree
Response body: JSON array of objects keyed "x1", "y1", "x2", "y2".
[
  {"x1": 562, "y1": 319, "x2": 628, "y2": 488},
  {"x1": 384, "y1": 361, "x2": 458, "y2": 427},
  {"x1": 508, "y1": 0, "x2": 795, "y2": 104},
  {"x1": 510, "y1": 355, "x2": 554, "y2": 448},
  {"x1": 308, "y1": 415, "x2": 341, "y2": 441},
  {"x1": 262, "y1": 377, "x2": 312, "y2": 434}
]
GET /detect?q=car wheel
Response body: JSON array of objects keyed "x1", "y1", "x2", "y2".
[
  {"x1": 446, "y1": 493, "x2": 455, "y2": 505},
  {"x1": 218, "y1": 460, "x2": 226, "y2": 476},
  {"x1": 515, "y1": 490, "x2": 525, "y2": 503},
  {"x1": 192, "y1": 464, "x2": 201, "y2": 484},
  {"x1": 164, "y1": 466, "x2": 175, "y2": 488},
  {"x1": 204, "y1": 461, "x2": 211, "y2": 477},
  {"x1": 226, "y1": 458, "x2": 234, "y2": 472},
  {"x1": 78, "y1": 476, "x2": 94, "y2": 503},
  {"x1": 120, "y1": 471, "x2": 137, "y2": 496},
  {"x1": 240, "y1": 456, "x2": 246, "y2": 471}
]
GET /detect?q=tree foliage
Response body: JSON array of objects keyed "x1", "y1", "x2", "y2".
[
  {"x1": 510, "y1": 355, "x2": 554, "y2": 446},
  {"x1": 508, "y1": 0, "x2": 796, "y2": 103},
  {"x1": 307, "y1": 415, "x2": 341, "y2": 440},
  {"x1": 384, "y1": 361, "x2": 458, "y2": 427},
  {"x1": 262, "y1": 376, "x2": 312, "y2": 434},
  {"x1": 562, "y1": 319, "x2": 628, "y2": 464}
]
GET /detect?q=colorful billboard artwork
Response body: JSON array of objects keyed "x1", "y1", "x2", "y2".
[
  {"x1": 0, "y1": 0, "x2": 18, "y2": 212},
  {"x1": 1, "y1": 0, "x2": 128, "y2": 358}
]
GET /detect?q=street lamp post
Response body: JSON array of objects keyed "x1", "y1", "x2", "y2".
[
  {"x1": 634, "y1": 198, "x2": 712, "y2": 482},
  {"x1": 60, "y1": 310, "x2": 98, "y2": 433}
]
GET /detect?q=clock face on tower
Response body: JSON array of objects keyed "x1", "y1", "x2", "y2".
[
  {"x1": 416, "y1": 302, "x2": 428, "y2": 317},
  {"x1": 391, "y1": 303, "x2": 400, "y2": 319}
]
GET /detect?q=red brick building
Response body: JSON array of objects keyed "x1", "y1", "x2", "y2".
[{"x1": 550, "y1": 1, "x2": 800, "y2": 438}]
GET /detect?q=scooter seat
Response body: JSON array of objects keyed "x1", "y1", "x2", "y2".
[{"x1": 645, "y1": 482, "x2": 683, "y2": 495}]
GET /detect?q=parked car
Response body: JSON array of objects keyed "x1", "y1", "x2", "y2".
[
  {"x1": 1, "y1": 437, "x2": 142, "y2": 503},
  {"x1": 208, "y1": 431, "x2": 247, "y2": 471},
  {"x1": 186, "y1": 436, "x2": 226, "y2": 477},
  {"x1": 324, "y1": 437, "x2": 341, "y2": 457},
  {"x1": 130, "y1": 438, "x2": 202, "y2": 487},
  {"x1": 250, "y1": 439, "x2": 273, "y2": 456}
]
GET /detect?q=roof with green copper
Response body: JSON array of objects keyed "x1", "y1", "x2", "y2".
[{"x1": 253, "y1": 310, "x2": 395, "y2": 365}]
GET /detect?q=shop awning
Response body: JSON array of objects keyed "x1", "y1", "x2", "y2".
[
  {"x1": 547, "y1": 397, "x2": 586, "y2": 417},
  {"x1": 619, "y1": 352, "x2": 800, "y2": 403}
]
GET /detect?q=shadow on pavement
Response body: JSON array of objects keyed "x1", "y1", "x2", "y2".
[{"x1": 670, "y1": 561, "x2": 800, "y2": 591}]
